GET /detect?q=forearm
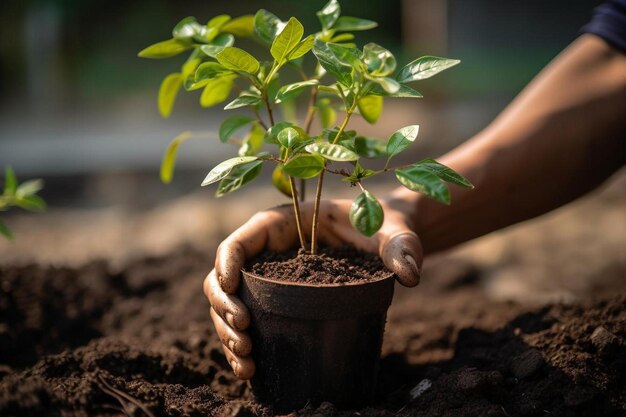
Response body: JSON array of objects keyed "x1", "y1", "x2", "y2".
[{"x1": 390, "y1": 34, "x2": 626, "y2": 254}]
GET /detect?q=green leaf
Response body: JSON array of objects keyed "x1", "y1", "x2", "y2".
[
  {"x1": 354, "y1": 136, "x2": 387, "y2": 158},
  {"x1": 349, "y1": 190, "x2": 384, "y2": 236},
  {"x1": 199, "y1": 33, "x2": 235, "y2": 58},
  {"x1": 362, "y1": 43, "x2": 396, "y2": 76},
  {"x1": 395, "y1": 166, "x2": 450, "y2": 204},
  {"x1": 158, "y1": 73, "x2": 182, "y2": 118},
  {"x1": 181, "y1": 49, "x2": 203, "y2": 79},
  {"x1": 275, "y1": 80, "x2": 319, "y2": 103},
  {"x1": 160, "y1": 132, "x2": 192, "y2": 184},
  {"x1": 216, "y1": 47, "x2": 260, "y2": 74},
  {"x1": 15, "y1": 195, "x2": 46, "y2": 212},
  {"x1": 277, "y1": 127, "x2": 301, "y2": 149},
  {"x1": 195, "y1": 62, "x2": 233, "y2": 82},
  {"x1": 219, "y1": 115, "x2": 254, "y2": 143},
  {"x1": 271, "y1": 17, "x2": 304, "y2": 63},
  {"x1": 283, "y1": 154, "x2": 325, "y2": 179},
  {"x1": 369, "y1": 83, "x2": 423, "y2": 98},
  {"x1": 3, "y1": 166, "x2": 17, "y2": 195},
  {"x1": 372, "y1": 76, "x2": 400, "y2": 94},
  {"x1": 287, "y1": 35, "x2": 315, "y2": 60},
  {"x1": 292, "y1": 140, "x2": 315, "y2": 155},
  {"x1": 396, "y1": 56, "x2": 460, "y2": 83},
  {"x1": 0, "y1": 220, "x2": 13, "y2": 240},
  {"x1": 386, "y1": 125, "x2": 420, "y2": 157},
  {"x1": 215, "y1": 160, "x2": 263, "y2": 197},
  {"x1": 208, "y1": 14, "x2": 231, "y2": 29},
  {"x1": 333, "y1": 16, "x2": 377, "y2": 32},
  {"x1": 16, "y1": 179, "x2": 43, "y2": 198},
  {"x1": 317, "y1": 98, "x2": 337, "y2": 128},
  {"x1": 317, "y1": 0, "x2": 341, "y2": 29},
  {"x1": 357, "y1": 95, "x2": 383, "y2": 124},
  {"x1": 204, "y1": 15, "x2": 231, "y2": 42},
  {"x1": 172, "y1": 16, "x2": 204, "y2": 41},
  {"x1": 327, "y1": 43, "x2": 361, "y2": 67},
  {"x1": 183, "y1": 77, "x2": 209, "y2": 91},
  {"x1": 138, "y1": 39, "x2": 190, "y2": 59},
  {"x1": 221, "y1": 15, "x2": 255, "y2": 37},
  {"x1": 223, "y1": 92, "x2": 261, "y2": 110},
  {"x1": 312, "y1": 39, "x2": 353, "y2": 87},
  {"x1": 238, "y1": 124, "x2": 265, "y2": 156},
  {"x1": 202, "y1": 156, "x2": 259, "y2": 186},
  {"x1": 254, "y1": 9, "x2": 283, "y2": 45},
  {"x1": 342, "y1": 162, "x2": 376, "y2": 184},
  {"x1": 264, "y1": 121, "x2": 294, "y2": 144},
  {"x1": 321, "y1": 128, "x2": 357, "y2": 143},
  {"x1": 272, "y1": 165, "x2": 293, "y2": 197},
  {"x1": 305, "y1": 143, "x2": 359, "y2": 162},
  {"x1": 331, "y1": 33, "x2": 354, "y2": 43},
  {"x1": 413, "y1": 159, "x2": 474, "y2": 188},
  {"x1": 200, "y1": 76, "x2": 236, "y2": 107}
]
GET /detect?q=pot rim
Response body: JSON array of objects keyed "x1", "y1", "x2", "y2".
[{"x1": 241, "y1": 268, "x2": 396, "y2": 288}]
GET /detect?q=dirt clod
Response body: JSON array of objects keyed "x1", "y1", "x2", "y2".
[{"x1": 509, "y1": 349, "x2": 544, "y2": 379}]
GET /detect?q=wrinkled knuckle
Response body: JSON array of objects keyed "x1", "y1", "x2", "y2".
[
  {"x1": 250, "y1": 210, "x2": 272, "y2": 223},
  {"x1": 218, "y1": 273, "x2": 238, "y2": 294}
]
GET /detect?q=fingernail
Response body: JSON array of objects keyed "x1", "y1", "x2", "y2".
[
  {"x1": 229, "y1": 360, "x2": 239, "y2": 374},
  {"x1": 404, "y1": 254, "x2": 420, "y2": 278},
  {"x1": 228, "y1": 339, "x2": 236, "y2": 352},
  {"x1": 225, "y1": 312, "x2": 235, "y2": 328}
]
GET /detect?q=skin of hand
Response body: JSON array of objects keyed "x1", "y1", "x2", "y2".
[{"x1": 203, "y1": 197, "x2": 422, "y2": 379}]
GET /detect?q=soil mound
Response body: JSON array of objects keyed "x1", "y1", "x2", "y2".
[{"x1": 1, "y1": 250, "x2": 624, "y2": 416}]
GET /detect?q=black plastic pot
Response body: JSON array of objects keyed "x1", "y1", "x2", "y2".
[{"x1": 239, "y1": 269, "x2": 395, "y2": 413}]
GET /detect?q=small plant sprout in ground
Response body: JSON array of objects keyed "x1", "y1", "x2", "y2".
[
  {"x1": 0, "y1": 166, "x2": 46, "y2": 240},
  {"x1": 139, "y1": 0, "x2": 473, "y2": 254}
]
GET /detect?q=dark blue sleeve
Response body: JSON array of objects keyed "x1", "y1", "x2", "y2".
[{"x1": 580, "y1": 0, "x2": 626, "y2": 53}]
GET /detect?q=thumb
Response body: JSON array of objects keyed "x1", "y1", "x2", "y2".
[{"x1": 379, "y1": 230, "x2": 423, "y2": 287}]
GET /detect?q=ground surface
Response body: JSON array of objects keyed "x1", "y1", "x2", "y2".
[
  {"x1": 0, "y1": 248, "x2": 624, "y2": 417},
  {"x1": 0, "y1": 171, "x2": 625, "y2": 416}
]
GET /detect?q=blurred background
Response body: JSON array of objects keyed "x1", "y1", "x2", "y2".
[{"x1": 1, "y1": 0, "x2": 624, "y2": 303}]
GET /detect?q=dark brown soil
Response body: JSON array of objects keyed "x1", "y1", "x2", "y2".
[
  {"x1": 1, "y1": 249, "x2": 625, "y2": 417},
  {"x1": 246, "y1": 246, "x2": 391, "y2": 284}
]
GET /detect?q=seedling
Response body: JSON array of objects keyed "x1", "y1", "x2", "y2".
[
  {"x1": 0, "y1": 166, "x2": 46, "y2": 240},
  {"x1": 139, "y1": 0, "x2": 473, "y2": 254}
]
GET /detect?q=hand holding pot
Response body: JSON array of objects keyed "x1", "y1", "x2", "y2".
[{"x1": 203, "y1": 197, "x2": 422, "y2": 380}]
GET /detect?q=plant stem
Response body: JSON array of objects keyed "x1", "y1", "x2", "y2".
[
  {"x1": 263, "y1": 88, "x2": 306, "y2": 251},
  {"x1": 299, "y1": 85, "x2": 320, "y2": 203},
  {"x1": 252, "y1": 107, "x2": 268, "y2": 130},
  {"x1": 262, "y1": 93, "x2": 275, "y2": 125},
  {"x1": 374, "y1": 162, "x2": 414, "y2": 175},
  {"x1": 304, "y1": 86, "x2": 319, "y2": 134},
  {"x1": 331, "y1": 108, "x2": 354, "y2": 145},
  {"x1": 263, "y1": 61, "x2": 279, "y2": 89},
  {"x1": 310, "y1": 106, "x2": 356, "y2": 255},
  {"x1": 289, "y1": 176, "x2": 307, "y2": 250}
]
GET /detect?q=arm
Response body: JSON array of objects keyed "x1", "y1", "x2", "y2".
[
  {"x1": 394, "y1": 34, "x2": 626, "y2": 254},
  {"x1": 205, "y1": 34, "x2": 626, "y2": 379}
]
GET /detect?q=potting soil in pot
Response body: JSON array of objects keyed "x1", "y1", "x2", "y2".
[{"x1": 246, "y1": 245, "x2": 391, "y2": 284}]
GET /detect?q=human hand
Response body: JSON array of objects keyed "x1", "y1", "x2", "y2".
[{"x1": 203, "y1": 197, "x2": 422, "y2": 379}]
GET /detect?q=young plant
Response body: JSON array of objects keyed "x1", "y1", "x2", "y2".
[
  {"x1": 140, "y1": 0, "x2": 473, "y2": 254},
  {"x1": 0, "y1": 166, "x2": 46, "y2": 240}
]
